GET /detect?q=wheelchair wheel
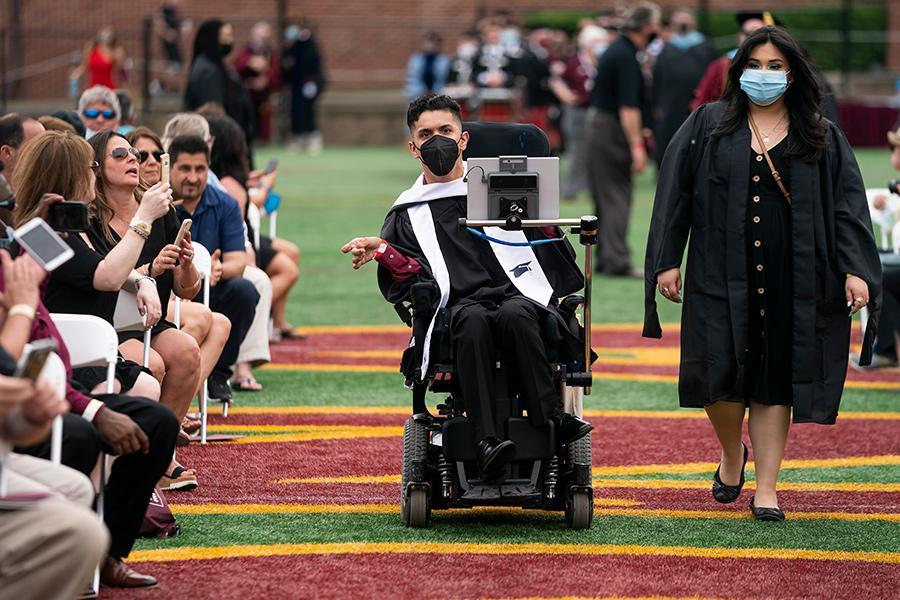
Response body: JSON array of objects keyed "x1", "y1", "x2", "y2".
[
  {"x1": 400, "y1": 417, "x2": 431, "y2": 528},
  {"x1": 565, "y1": 489, "x2": 593, "y2": 530}
]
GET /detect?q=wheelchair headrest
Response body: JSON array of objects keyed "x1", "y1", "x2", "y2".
[{"x1": 462, "y1": 122, "x2": 550, "y2": 159}]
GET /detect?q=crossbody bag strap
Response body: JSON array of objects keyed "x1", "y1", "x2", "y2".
[{"x1": 748, "y1": 114, "x2": 792, "y2": 207}]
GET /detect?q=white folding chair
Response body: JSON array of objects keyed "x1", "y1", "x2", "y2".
[
  {"x1": 865, "y1": 188, "x2": 899, "y2": 250},
  {"x1": 49, "y1": 313, "x2": 118, "y2": 595},
  {"x1": 247, "y1": 202, "x2": 262, "y2": 251},
  {"x1": 265, "y1": 208, "x2": 277, "y2": 239},
  {"x1": 191, "y1": 241, "x2": 213, "y2": 441},
  {"x1": 38, "y1": 352, "x2": 67, "y2": 464}
]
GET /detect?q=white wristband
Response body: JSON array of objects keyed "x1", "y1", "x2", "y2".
[{"x1": 81, "y1": 399, "x2": 105, "y2": 423}]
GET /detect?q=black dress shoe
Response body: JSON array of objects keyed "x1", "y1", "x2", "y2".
[
  {"x1": 712, "y1": 442, "x2": 748, "y2": 504},
  {"x1": 208, "y1": 376, "x2": 233, "y2": 402},
  {"x1": 477, "y1": 437, "x2": 517, "y2": 480},
  {"x1": 552, "y1": 412, "x2": 594, "y2": 446},
  {"x1": 749, "y1": 496, "x2": 785, "y2": 521}
]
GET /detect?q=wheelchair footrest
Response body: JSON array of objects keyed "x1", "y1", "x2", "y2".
[{"x1": 461, "y1": 481, "x2": 542, "y2": 502}]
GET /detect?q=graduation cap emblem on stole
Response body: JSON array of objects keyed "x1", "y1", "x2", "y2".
[{"x1": 510, "y1": 261, "x2": 533, "y2": 278}]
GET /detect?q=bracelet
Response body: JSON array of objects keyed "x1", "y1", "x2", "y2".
[
  {"x1": 129, "y1": 224, "x2": 150, "y2": 240},
  {"x1": 7, "y1": 304, "x2": 36, "y2": 320},
  {"x1": 134, "y1": 275, "x2": 156, "y2": 289}
]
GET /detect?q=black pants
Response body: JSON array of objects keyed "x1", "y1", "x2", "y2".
[
  {"x1": 451, "y1": 297, "x2": 558, "y2": 440},
  {"x1": 586, "y1": 109, "x2": 634, "y2": 274},
  {"x1": 876, "y1": 266, "x2": 900, "y2": 358},
  {"x1": 18, "y1": 395, "x2": 178, "y2": 558},
  {"x1": 203, "y1": 276, "x2": 260, "y2": 380}
]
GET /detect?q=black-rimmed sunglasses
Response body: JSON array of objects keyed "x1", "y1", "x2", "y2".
[
  {"x1": 138, "y1": 149, "x2": 165, "y2": 164},
  {"x1": 109, "y1": 146, "x2": 140, "y2": 160},
  {"x1": 83, "y1": 108, "x2": 116, "y2": 120}
]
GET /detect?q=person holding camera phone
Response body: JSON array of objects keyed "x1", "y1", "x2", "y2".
[
  {"x1": 8, "y1": 129, "x2": 180, "y2": 588},
  {"x1": 88, "y1": 131, "x2": 203, "y2": 490}
]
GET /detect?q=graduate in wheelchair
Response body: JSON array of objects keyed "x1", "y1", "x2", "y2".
[{"x1": 342, "y1": 93, "x2": 598, "y2": 529}]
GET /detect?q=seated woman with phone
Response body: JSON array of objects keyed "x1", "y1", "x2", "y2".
[
  {"x1": 86, "y1": 130, "x2": 205, "y2": 487},
  {"x1": 127, "y1": 127, "x2": 231, "y2": 411}
]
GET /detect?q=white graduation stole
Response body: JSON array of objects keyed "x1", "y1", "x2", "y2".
[{"x1": 393, "y1": 172, "x2": 554, "y2": 377}]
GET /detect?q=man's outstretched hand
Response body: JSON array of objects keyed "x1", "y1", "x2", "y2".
[{"x1": 341, "y1": 237, "x2": 382, "y2": 270}]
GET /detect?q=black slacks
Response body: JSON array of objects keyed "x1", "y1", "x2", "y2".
[
  {"x1": 451, "y1": 297, "x2": 558, "y2": 440},
  {"x1": 18, "y1": 395, "x2": 178, "y2": 558},
  {"x1": 876, "y1": 266, "x2": 900, "y2": 358},
  {"x1": 204, "y1": 276, "x2": 260, "y2": 380},
  {"x1": 586, "y1": 109, "x2": 634, "y2": 274}
]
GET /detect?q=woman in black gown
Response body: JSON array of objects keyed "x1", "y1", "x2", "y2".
[{"x1": 644, "y1": 27, "x2": 882, "y2": 520}]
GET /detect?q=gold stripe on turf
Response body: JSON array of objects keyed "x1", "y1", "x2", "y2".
[
  {"x1": 203, "y1": 405, "x2": 900, "y2": 421},
  {"x1": 295, "y1": 323, "x2": 681, "y2": 335},
  {"x1": 128, "y1": 541, "x2": 900, "y2": 564},
  {"x1": 166, "y1": 502, "x2": 898, "y2": 522},
  {"x1": 593, "y1": 454, "x2": 900, "y2": 477},
  {"x1": 168, "y1": 498, "x2": 641, "y2": 515},
  {"x1": 595, "y1": 478, "x2": 900, "y2": 493},
  {"x1": 226, "y1": 427, "x2": 403, "y2": 444}
]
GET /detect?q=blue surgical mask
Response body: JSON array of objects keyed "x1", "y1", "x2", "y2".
[{"x1": 740, "y1": 69, "x2": 790, "y2": 106}]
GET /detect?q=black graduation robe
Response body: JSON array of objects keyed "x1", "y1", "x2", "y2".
[
  {"x1": 643, "y1": 102, "x2": 883, "y2": 424},
  {"x1": 378, "y1": 195, "x2": 583, "y2": 313}
]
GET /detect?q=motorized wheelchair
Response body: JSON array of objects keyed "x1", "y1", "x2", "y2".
[{"x1": 394, "y1": 121, "x2": 599, "y2": 529}]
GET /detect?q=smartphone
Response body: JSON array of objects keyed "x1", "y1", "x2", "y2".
[
  {"x1": 46, "y1": 201, "x2": 89, "y2": 232},
  {"x1": 15, "y1": 338, "x2": 57, "y2": 381},
  {"x1": 12, "y1": 218, "x2": 74, "y2": 271},
  {"x1": 264, "y1": 159, "x2": 279, "y2": 175},
  {"x1": 160, "y1": 153, "x2": 170, "y2": 187},
  {"x1": 173, "y1": 218, "x2": 192, "y2": 247}
]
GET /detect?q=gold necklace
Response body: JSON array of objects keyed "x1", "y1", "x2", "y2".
[{"x1": 758, "y1": 112, "x2": 788, "y2": 146}]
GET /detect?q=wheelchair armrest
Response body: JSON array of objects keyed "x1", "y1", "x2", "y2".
[{"x1": 410, "y1": 281, "x2": 438, "y2": 319}]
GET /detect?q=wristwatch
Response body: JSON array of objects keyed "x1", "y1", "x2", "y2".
[{"x1": 129, "y1": 217, "x2": 152, "y2": 239}]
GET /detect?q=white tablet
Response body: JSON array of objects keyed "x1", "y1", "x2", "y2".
[{"x1": 12, "y1": 218, "x2": 74, "y2": 272}]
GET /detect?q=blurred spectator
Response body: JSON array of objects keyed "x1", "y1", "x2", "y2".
[
  {"x1": 37, "y1": 115, "x2": 76, "y2": 134},
  {"x1": 405, "y1": 32, "x2": 450, "y2": 100},
  {"x1": 236, "y1": 21, "x2": 282, "y2": 142},
  {"x1": 651, "y1": 8, "x2": 717, "y2": 167},
  {"x1": 115, "y1": 89, "x2": 137, "y2": 135},
  {"x1": 587, "y1": 2, "x2": 661, "y2": 277},
  {"x1": 126, "y1": 126, "x2": 232, "y2": 407},
  {"x1": 160, "y1": 0, "x2": 185, "y2": 72},
  {"x1": 51, "y1": 110, "x2": 87, "y2": 137},
  {"x1": 78, "y1": 85, "x2": 121, "y2": 138},
  {"x1": 282, "y1": 22, "x2": 327, "y2": 154},
  {"x1": 168, "y1": 135, "x2": 261, "y2": 402},
  {"x1": 550, "y1": 26, "x2": 611, "y2": 200},
  {"x1": 185, "y1": 20, "x2": 255, "y2": 149},
  {"x1": 71, "y1": 26, "x2": 127, "y2": 92},
  {"x1": 473, "y1": 21, "x2": 515, "y2": 89},
  {"x1": 693, "y1": 11, "x2": 769, "y2": 110},
  {"x1": 0, "y1": 113, "x2": 45, "y2": 175},
  {"x1": 447, "y1": 31, "x2": 479, "y2": 88}
]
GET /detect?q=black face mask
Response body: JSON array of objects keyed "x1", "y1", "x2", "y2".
[
  {"x1": 219, "y1": 42, "x2": 234, "y2": 57},
  {"x1": 416, "y1": 134, "x2": 460, "y2": 177}
]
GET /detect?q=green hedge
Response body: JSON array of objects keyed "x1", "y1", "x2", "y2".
[{"x1": 524, "y1": 5, "x2": 886, "y2": 71}]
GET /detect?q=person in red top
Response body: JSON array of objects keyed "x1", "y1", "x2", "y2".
[
  {"x1": 235, "y1": 21, "x2": 282, "y2": 142},
  {"x1": 691, "y1": 12, "x2": 768, "y2": 110},
  {"x1": 71, "y1": 27, "x2": 127, "y2": 91}
]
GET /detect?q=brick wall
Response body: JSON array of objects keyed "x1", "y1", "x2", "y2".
[{"x1": 1, "y1": 0, "x2": 894, "y2": 100}]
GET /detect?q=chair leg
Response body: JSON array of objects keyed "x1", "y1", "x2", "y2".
[
  {"x1": 50, "y1": 416, "x2": 63, "y2": 464},
  {"x1": 200, "y1": 380, "x2": 208, "y2": 444}
]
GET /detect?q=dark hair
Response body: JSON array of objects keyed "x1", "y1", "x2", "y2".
[
  {"x1": 168, "y1": 135, "x2": 210, "y2": 164},
  {"x1": 206, "y1": 114, "x2": 249, "y2": 185},
  {"x1": 406, "y1": 93, "x2": 462, "y2": 131},
  {"x1": 51, "y1": 111, "x2": 86, "y2": 137},
  {"x1": 125, "y1": 125, "x2": 163, "y2": 152},
  {"x1": 115, "y1": 90, "x2": 133, "y2": 122},
  {"x1": 192, "y1": 19, "x2": 225, "y2": 65},
  {"x1": 88, "y1": 129, "x2": 138, "y2": 243},
  {"x1": 0, "y1": 113, "x2": 27, "y2": 148},
  {"x1": 622, "y1": 3, "x2": 660, "y2": 32},
  {"x1": 714, "y1": 26, "x2": 827, "y2": 162}
]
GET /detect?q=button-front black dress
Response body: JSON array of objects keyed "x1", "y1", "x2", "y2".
[{"x1": 744, "y1": 137, "x2": 792, "y2": 405}]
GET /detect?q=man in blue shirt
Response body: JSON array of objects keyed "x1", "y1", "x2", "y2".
[{"x1": 169, "y1": 135, "x2": 260, "y2": 400}]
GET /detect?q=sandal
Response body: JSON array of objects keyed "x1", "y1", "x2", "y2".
[
  {"x1": 175, "y1": 429, "x2": 192, "y2": 447},
  {"x1": 278, "y1": 327, "x2": 307, "y2": 341},
  {"x1": 232, "y1": 375, "x2": 262, "y2": 392},
  {"x1": 712, "y1": 442, "x2": 748, "y2": 504},
  {"x1": 181, "y1": 416, "x2": 201, "y2": 435}
]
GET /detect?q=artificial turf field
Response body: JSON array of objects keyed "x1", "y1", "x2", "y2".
[{"x1": 108, "y1": 146, "x2": 898, "y2": 599}]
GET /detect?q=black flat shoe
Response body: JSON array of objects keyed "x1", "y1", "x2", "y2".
[
  {"x1": 749, "y1": 496, "x2": 785, "y2": 521},
  {"x1": 477, "y1": 437, "x2": 517, "y2": 481},
  {"x1": 711, "y1": 442, "x2": 748, "y2": 504},
  {"x1": 552, "y1": 412, "x2": 594, "y2": 447}
]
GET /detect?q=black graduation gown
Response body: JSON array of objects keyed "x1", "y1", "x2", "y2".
[
  {"x1": 378, "y1": 195, "x2": 583, "y2": 315},
  {"x1": 643, "y1": 102, "x2": 883, "y2": 424}
]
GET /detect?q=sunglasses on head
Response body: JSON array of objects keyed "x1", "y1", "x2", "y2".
[
  {"x1": 138, "y1": 149, "x2": 165, "y2": 164},
  {"x1": 109, "y1": 146, "x2": 140, "y2": 160},
  {"x1": 83, "y1": 108, "x2": 116, "y2": 120}
]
